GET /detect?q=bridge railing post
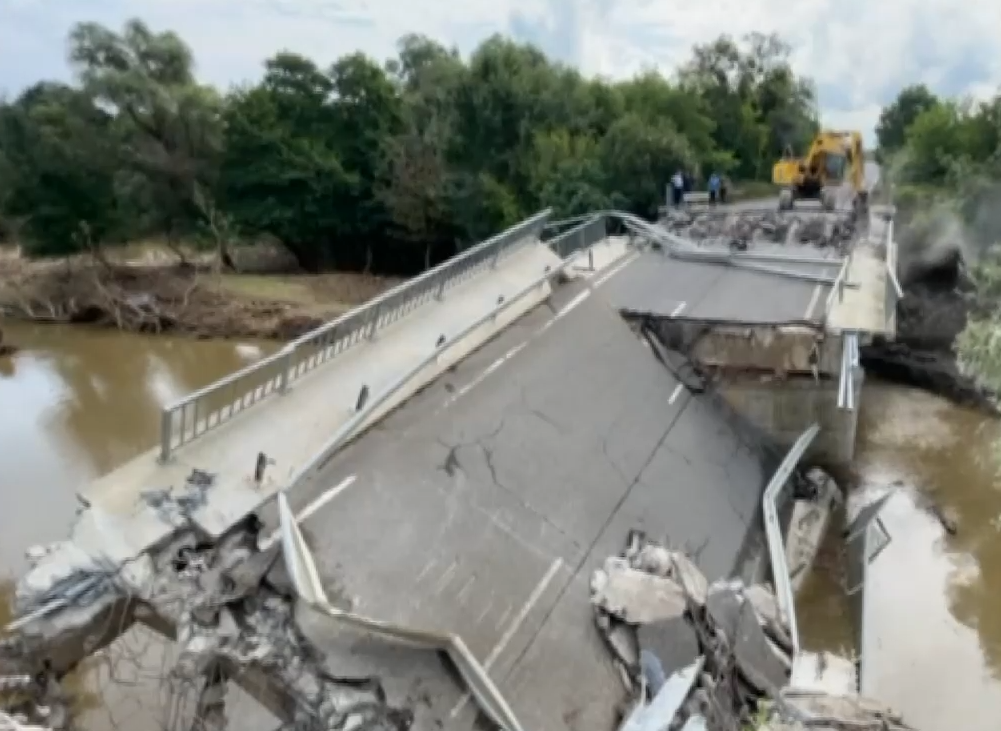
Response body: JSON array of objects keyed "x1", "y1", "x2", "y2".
[
  {"x1": 278, "y1": 345, "x2": 294, "y2": 394},
  {"x1": 159, "y1": 409, "x2": 173, "y2": 462},
  {"x1": 490, "y1": 238, "x2": 503, "y2": 269},
  {"x1": 367, "y1": 306, "x2": 382, "y2": 341}
]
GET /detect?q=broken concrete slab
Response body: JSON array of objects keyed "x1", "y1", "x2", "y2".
[
  {"x1": 592, "y1": 558, "x2": 687, "y2": 624},
  {"x1": 732, "y1": 600, "x2": 790, "y2": 695},
  {"x1": 636, "y1": 617, "x2": 701, "y2": 679},
  {"x1": 744, "y1": 584, "x2": 793, "y2": 653},
  {"x1": 595, "y1": 613, "x2": 641, "y2": 670},
  {"x1": 669, "y1": 553, "x2": 708, "y2": 607}
]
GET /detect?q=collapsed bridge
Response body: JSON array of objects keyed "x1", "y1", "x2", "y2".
[{"x1": 1, "y1": 198, "x2": 902, "y2": 731}]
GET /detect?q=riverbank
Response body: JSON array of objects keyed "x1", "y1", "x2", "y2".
[
  {"x1": 861, "y1": 254, "x2": 998, "y2": 414},
  {"x1": 0, "y1": 246, "x2": 401, "y2": 340}
]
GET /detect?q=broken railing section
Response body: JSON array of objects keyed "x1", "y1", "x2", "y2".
[
  {"x1": 763, "y1": 424, "x2": 819, "y2": 661},
  {"x1": 275, "y1": 494, "x2": 526, "y2": 731},
  {"x1": 2, "y1": 488, "x2": 526, "y2": 731}
]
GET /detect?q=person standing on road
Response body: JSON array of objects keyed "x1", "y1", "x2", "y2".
[
  {"x1": 708, "y1": 172, "x2": 721, "y2": 205},
  {"x1": 670, "y1": 170, "x2": 685, "y2": 208}
]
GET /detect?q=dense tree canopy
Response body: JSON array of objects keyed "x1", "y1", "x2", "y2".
[{"x1": 0, "y1": 19, "x2": 819, "y2": 273}]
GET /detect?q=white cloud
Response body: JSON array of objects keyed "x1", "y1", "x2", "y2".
[{"x1": 2, "y1": 0, "x2": 1001, "y2": 145}]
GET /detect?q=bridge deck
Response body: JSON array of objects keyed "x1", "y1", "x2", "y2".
[
  {"x1": 826, "y1": 241, "x2": 889, "y2": 336},
  {"x1": 599, "y1": 250, "x2": 834, "y2": 325},
  {"x1": 281, "y1": 275, "x2": 772, "y2": 731},
  {"x1": 79, "y1": 242, "x2": 562, "y2": 558}
]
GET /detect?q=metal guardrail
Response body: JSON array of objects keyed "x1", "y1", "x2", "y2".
[
  {"x1": 158, "y1": 210, "x2": 553, "y2": 462},
  {"x1": 837, "y1": 332, "x2": 860, "y2": 411},
  {"x1": 762, "y1": 424, "x2": 820, "y2": 660},
  {"x1": 546, "y1": 214, "x2": 607, "y2": 259},
  {"x1": 283, "y1": 218, "x2": 604, "y2": 495}
]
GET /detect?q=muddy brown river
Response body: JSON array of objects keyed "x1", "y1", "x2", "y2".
[
  {"x1": 0, "y1": 320, "x2": 276, "y2": 730},
  {"x1": 3, "y1": 321, "x2": 1000, "y2": 729},
  {"x1": 798, "y1": 382, "x2": 1001, "y2": 730}
]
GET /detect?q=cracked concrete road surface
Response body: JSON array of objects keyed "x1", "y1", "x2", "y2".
[{"x1": 281, "y1": 271, "x2": 772, "y2": 731}]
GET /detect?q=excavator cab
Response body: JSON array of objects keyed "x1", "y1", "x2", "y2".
[{"x1": 773, "y1": 130, "x2": 868, "y2": 213}]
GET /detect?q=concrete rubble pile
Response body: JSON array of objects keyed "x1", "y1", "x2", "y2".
[
  {"x1": 0, "y1": 673, "x2": 63, "y2": 731},
  {"x1": 590, "y1": 529, "x2": 796, "y2": 730},
  {"x1": 143, "y1": 518, "x2": 412, "y2": 731},
  {"x1": 662, "y1": 210, "x2": 856, "y2": 252},
  {"x1": 1, "y1": 493, "x2": 413, "y2": 731},
  {"x1": 589, "y1": 531, "x2": 917, "y2": 731}
]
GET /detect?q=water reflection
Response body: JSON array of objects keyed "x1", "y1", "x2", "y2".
[
  {"x1": 798, "y1": 382, "x2": 1001, "y2": 729},
  {"x1": 0, "y1": 321, "x2": 273, "y2": 575},
  {"x1": 855, "y1": 385, "x2": 1001, "y2": 729}
]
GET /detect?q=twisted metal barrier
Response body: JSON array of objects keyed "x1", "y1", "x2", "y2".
[
  {"x1": 762, "y1": 424, "x2": 820, "y2": 663},
  {"x1": 158, "y1": 210, "x2": 552, "y2": 462}
]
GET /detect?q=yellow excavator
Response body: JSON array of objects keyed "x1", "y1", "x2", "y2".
[{"x1": 772, "y1": 130, "x2": 868, "y2": 213}]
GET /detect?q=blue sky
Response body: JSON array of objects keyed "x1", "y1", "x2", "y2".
[{"x1": 2, "y1": 0, "x2": 1000, "y2": 145}]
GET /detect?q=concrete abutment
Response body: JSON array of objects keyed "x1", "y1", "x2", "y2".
[{"x1": 720, "y1": 370, "x2": 862, "y2": 467}]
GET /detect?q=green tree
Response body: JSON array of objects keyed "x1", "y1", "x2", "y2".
[
  {"x1": 219, "y1": 53, "x2": 354, "y2": 270},
  {"x1": 0, "y1": 19, "x2": 824, "y2": 275},
  {"x1": 875, "y1": 84, "x2": 940, "y2": 158},
  {"x1": 0, "y1": 83, "x2": 120, "y2": 256},
  {"x1": 68, "y1": 20, "x2": 224, "y2": 260}
]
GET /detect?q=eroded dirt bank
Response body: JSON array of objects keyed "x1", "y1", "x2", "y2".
[
  {"x1": 860, "y1": 251, "x2": 997, "y2": 413},
  {"x1": 0, "y1": 247, "x2": 399, "y2": 341}
]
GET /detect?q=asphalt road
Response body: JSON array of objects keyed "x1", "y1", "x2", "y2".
[
  {"x1": 283, "y1": 264, "x2": 773, "y2": 731},
  {"x1": 601, "y1": 251, "x2": 831, "y2": 325}
]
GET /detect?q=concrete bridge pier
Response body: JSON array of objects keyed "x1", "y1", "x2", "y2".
[
  {"x1": 719, "y1": 358, "x2": 863, "y2": 468},
  {"x1": 638, "y1": 317, "x2": 863, "y2": 468}
]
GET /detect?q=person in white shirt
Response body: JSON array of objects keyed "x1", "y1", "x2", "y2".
[{"x1": 670, "y1": 171, "x2": 684, "y2": 207}]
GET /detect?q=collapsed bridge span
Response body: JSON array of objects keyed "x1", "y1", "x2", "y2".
[{"x1": 2, "y1": 200, "x2": 901, "y2": 731}]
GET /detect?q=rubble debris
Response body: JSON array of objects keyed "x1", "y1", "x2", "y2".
[
  {"x1": 3, "y1": 512, "x2": 412, "y2": 731},
  {"x1": 591, "y1": 532, "x2": 798, "y2": 729},
  {"x1": 660, "y1": 210, "x2": 855, "y2": 252},
  {"x1": 0, "y1": 665, "x2": 70, "y2": 731},
  {"x1": 145, "y1": 523, "x2": 413, "y2": 731},
  {"x1": 140, "y1": 468, "x2": 215, "y2": 526},
  {"x1": 592, "y1": 531, "x2": 917, "y2": 731},
  {"x1": 591, "y1": 557, "x2": 687, "y2": 624}
]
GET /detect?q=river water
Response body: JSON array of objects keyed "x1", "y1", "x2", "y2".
[
  {"x1": 797, "y1": 381, "x2": 1001, "y2": 729},
  {"x1": 3, "y1": 321, "x2": 1001, "y2": 728},
  {"x1": 0, "y1": 320, "x2": 275, "y2": 730}
]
